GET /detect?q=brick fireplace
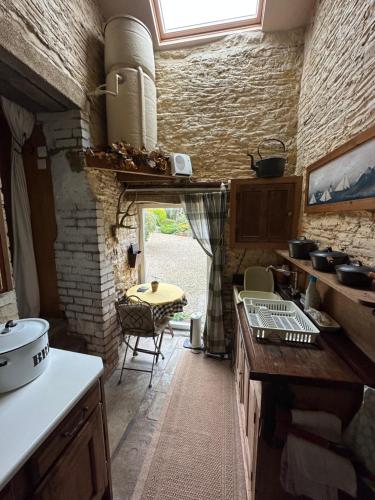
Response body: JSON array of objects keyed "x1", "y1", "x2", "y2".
[{"x1": 39, "y1": 109, "x2": 121, "y2": 375}]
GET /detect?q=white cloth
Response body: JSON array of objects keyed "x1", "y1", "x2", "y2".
[
  {"x1": 344, "y1": 386, "x2": 375, "y2": 492},
  {"x1": 1, "y1": 97, "x2": 39, "y2": 317},
  {"x1": 280, "y1": 410, "x2": 357, "y2": 500},
  {"x1": 292, "y1": 410, "x2": 342, "y2": 442}
]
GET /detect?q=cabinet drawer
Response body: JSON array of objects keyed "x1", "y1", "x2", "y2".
[
  {"x1": 29, "y1": 382, "x2": 101, "y2": 481},
  {"x1": 33, "y1": 405, "x2": 107, "y2": 500}
]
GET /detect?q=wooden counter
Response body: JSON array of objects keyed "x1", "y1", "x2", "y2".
[
  {"x1": 237, "y1": 302, "x2": 364, "y2": 388},
  {"x1": 233, "y1": 296, "x2": 365, "y2": 500}
]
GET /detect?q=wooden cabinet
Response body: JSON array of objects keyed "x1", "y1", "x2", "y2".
[
  {"x1": 230, "y1": 177, "x2": 302, "y2": 248},
  {"x1": 34, "y1": 406, "x2": 107, "y2": 500},
  {"x1": 234, "y1": 311, "x2": 262, "y2": 500},
  {"x1": 0, "y1": 381, "x2": 112, "y2": 500},
  {"x1": 233, "y1": 293, "x2": 364, "y2": 500}
]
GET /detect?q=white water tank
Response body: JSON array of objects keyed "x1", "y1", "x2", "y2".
[
  {"x1": 106, "y1": 67, "x2": 157, "y2": 150},
  {"x1": 104, "y1": 15, "x2": 155, "y2": 79}
]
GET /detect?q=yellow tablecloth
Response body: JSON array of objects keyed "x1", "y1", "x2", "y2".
[{"x1": 126, "y1": 283, "x2": 184, "y2": 306}]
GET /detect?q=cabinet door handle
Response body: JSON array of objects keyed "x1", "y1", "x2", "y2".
[
  {"x1": 62, "y1": 406, "x2": 89, "y2": 438},
  {"x1": 287, "y1": 211, "x2": 292, "y2": 217}
]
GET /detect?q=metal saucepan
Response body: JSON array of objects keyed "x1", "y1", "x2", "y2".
[
  {"x1": 288, "y1": 236, "x2": 318, "y2": 260},
  {"x1": 335, "y1": 261, "x2": 375, "y2": 289},
  {"x1": 309, "y1": 247, "x2": 350, "y2": 273}
]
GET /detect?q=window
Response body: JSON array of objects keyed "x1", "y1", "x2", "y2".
[{"x1": 151, "y1": 0, "x2": 263, "y2": 43}]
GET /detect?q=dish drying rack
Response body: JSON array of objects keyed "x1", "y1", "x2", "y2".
[{"x1": 243, "y1": 298, "x2": 320, "y2": 344}]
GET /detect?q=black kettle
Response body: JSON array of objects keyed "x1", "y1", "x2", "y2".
[{"x1": 248, "y1": 139, "x2": 286, "y2": 178}]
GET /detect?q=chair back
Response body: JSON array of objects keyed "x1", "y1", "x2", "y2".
[
  {"x1": 244, "y1": 266, "x2": 274, "y2": 292},
  {"x1": 116, "y1": 298, "x2": 155, "y2": 338}
]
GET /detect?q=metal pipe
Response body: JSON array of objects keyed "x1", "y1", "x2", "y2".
[
  {"x1": 88, "y1": 72, "x2": 123, "y2": 97},
  {"x1": 137, "y1": 66, "x2": 146, "y2": 149},
  {"x1": 125, "y1": 187, "x2": 226, "y2": 193}
]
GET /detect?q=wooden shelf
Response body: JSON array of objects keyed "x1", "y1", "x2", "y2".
[
  {"x1": 116, "y1": 172, "x2": 179, "y2": 182},
  {"x1": 275, "y1": 249, "x2": 375, "y2": 307},
  {"x1": 85, "y1": 154, "x2": 175, "y2": 181}
]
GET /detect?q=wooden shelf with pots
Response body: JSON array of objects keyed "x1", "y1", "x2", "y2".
[{"x1": 275, "y1": 249, "x2": 375, "y2": 307}]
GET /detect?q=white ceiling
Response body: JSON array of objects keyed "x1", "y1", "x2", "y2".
[
  {"x1": 98, "y1": 0, "x2": 315, "y2": 49},
  {"x1": 262, "y1": 0, "x2": 315, "y2": 31}
]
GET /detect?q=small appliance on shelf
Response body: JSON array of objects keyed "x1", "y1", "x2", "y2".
[{"x1": 169, "y1": 153, "x2": 192, "y2": 176}]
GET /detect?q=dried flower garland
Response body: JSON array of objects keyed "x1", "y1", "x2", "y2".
[{"x1": 86, "y1": 143, "x2": 169, "y2": 172}]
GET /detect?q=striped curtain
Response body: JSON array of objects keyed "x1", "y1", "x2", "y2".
[{"x1": 181, "y1": 191, "x2": 227, "y2": 353}]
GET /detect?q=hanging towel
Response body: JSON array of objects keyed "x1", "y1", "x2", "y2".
[{"x1": 280, "y1": 410, "x2": 357, "y2": 500}]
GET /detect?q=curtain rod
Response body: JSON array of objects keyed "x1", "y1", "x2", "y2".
[
  {"x1": 126, "y1": 187, "x2": 226, "y2": 193},
  {"x1": 125, "y1": 181, "x2": 229, "y2": 194}
]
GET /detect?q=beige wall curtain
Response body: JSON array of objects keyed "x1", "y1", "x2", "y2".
[{"x1": 1, "y1": 96, "x2": 39, "y2": 318}]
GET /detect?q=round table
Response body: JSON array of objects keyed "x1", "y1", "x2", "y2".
[{"x1": 126, "y1": 283, "x2": 188, "y2": 321}]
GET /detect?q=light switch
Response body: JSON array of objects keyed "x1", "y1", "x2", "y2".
[{"x1": 37, "y1": 146, "x2": 47, "y2": 158}]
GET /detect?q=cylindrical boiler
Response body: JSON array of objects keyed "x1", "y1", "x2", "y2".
[
  {"x1": 106, "y1": 67, "x2": 157, "y2": 150},
  {"x1": 104, "y1": 15, "x2": 155, "y2": 79}
]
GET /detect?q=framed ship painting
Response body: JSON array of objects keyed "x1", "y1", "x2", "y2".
[{"x1": 305, "y1": 125, "x2": 375, "y2": 213}]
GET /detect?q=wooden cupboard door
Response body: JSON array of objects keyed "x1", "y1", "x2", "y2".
[
  {"x1": 243, "y1": 358, "x2": 250, "y2": 436},
  {"x1": 265, "y1": 183, "x2": 295, "y2": 242},
  {"x1": 235, "y1": 184, "x2": 268, "y2": 243},
  {"x1": 33, "y1": 406, "x2": 107, "y2": 500},
  {"x1": 229, "y1": 177, "x2": 302, "y2": 248},
  {"x1": 23, "y1": 124, "x2": 60, "y2": 317},
  {"x1": 237, "y1": 337, "x2": 245, "y2": 404},
  {"x1": 247, "y1": 381, "x2": 262, "y2": 500},
  {"x1": 0, "y1": 484, "x2": 14, "y2": 500},
  {"x1": 243, "y1": 357, "x2": 251, "y2": 477}
]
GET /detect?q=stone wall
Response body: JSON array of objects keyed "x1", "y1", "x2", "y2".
[
  {"x1": 0, "y1": 0, "x2": 106, "y2": 144},
  {"x1": 156, "y1": 30, "x2": 305, "y2": 339},
  {"x1": 0, "y1": 291, "x2": 18, "y2": 324},
  {"x1": 296, "y1": 0, "x2": 375, "y2": 264},
  {"x1": 86, "y1": 170, "x2": 139, "y2": 295}
]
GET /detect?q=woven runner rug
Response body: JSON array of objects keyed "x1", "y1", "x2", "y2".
[{"x1": 132, "y1": 351, "x2": 246, "y2": 500}]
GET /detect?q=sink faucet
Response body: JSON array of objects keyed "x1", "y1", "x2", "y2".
[{"x1": 266, "y1": 265, "x2": 299, "y2": 294}]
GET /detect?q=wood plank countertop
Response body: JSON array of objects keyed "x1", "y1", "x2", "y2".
[{"x1": 237, "y1": 301, "x2": 365, "y2": 388}]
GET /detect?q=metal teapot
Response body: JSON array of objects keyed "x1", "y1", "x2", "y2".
[{"x1": 248, "y1": 138, "x2": 286, "y2": 178}]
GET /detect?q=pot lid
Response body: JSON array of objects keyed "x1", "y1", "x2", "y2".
[
  {"x1": 335, "y1": 263, "x2": 375, "y2": 274},
  {"x1": 310, "y1": 247, "x2": 349, "y2": 258},
  {"x1": 288, "y1": 237, "x2": 316, "y2": 245},
  {"x1": 0, "y1": 318, "x2": 49, "y2": 355}
]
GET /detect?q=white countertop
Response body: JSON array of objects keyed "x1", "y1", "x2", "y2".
[{"x1": 0, "y1": 348, "x2": 103, "y2": 490}]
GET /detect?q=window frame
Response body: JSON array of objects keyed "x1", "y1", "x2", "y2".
[{"x1": 150, "y1": 0, "x2": 264, "y2": 43}]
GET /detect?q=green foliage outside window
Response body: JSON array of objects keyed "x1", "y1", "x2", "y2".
[{"x1": 144, "y1": 208, "x2": 192, "y2": 239}]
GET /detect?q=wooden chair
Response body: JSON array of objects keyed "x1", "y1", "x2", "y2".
[{"x1": 116, "y1": 296, "x2": 167, "y2": 388}]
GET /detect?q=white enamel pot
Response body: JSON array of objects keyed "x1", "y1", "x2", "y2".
[{"x1": 0, "y1": 318, "x2": 50, "y2": 393}]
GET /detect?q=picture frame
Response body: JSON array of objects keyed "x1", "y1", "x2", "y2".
[{"x1": 305, "y1": 125, "x2": 375, "y2": 213}]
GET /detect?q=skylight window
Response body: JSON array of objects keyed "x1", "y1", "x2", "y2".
[{"x1": 151, "y1": 0, "x2": 263, "y2": 43}]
